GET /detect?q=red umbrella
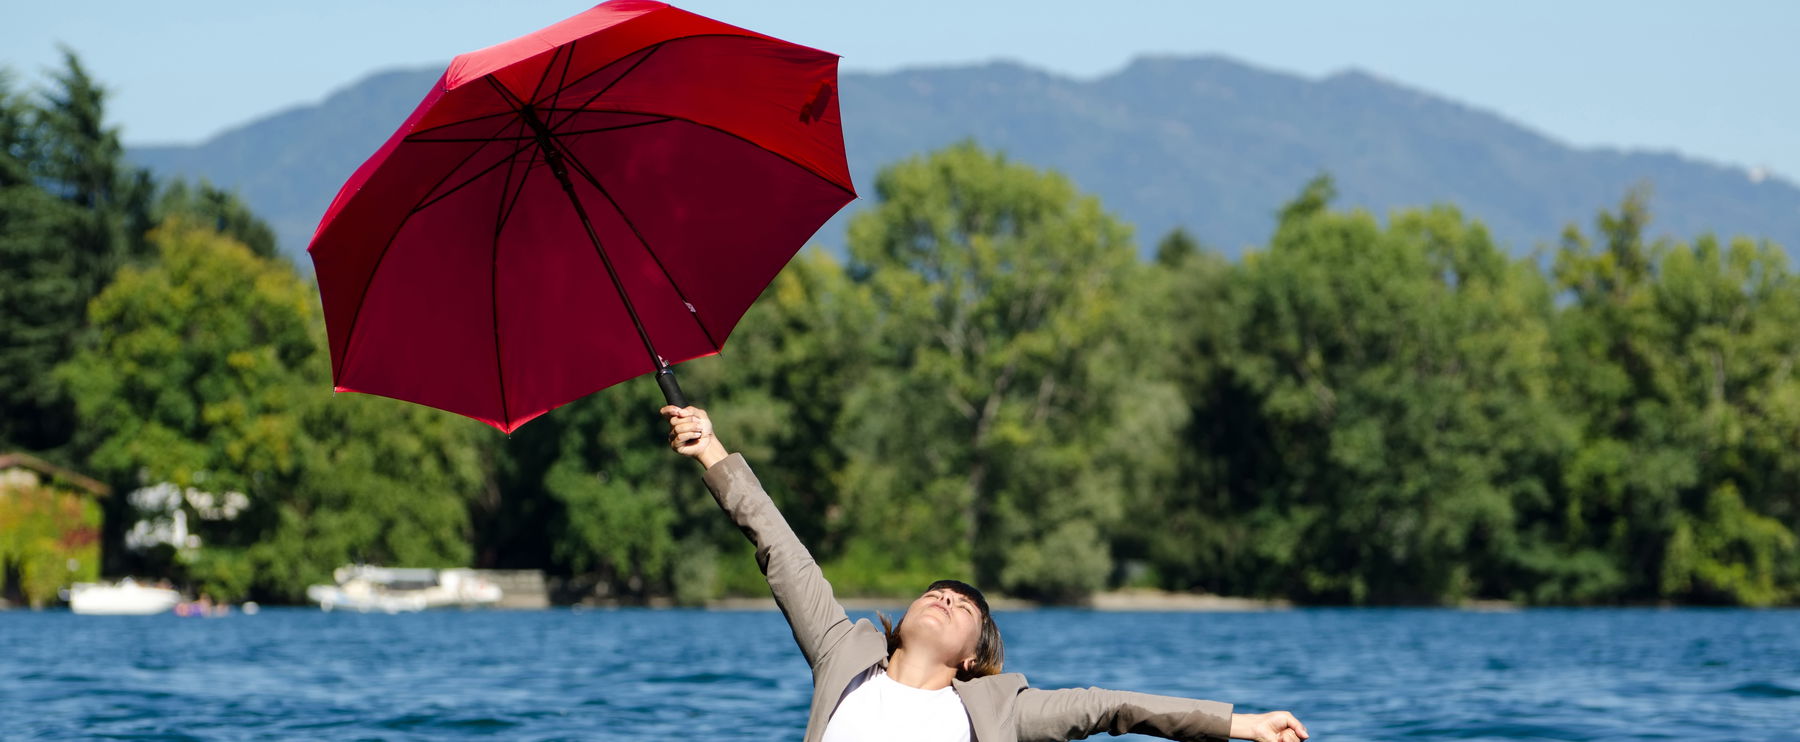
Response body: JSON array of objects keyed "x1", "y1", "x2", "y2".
[{"x1": 307, "y1": 0, "x2": 854, "y2": 433}]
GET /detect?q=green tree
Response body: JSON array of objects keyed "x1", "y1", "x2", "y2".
[
  {"x1": 0, "y1": 52, "x2": 159, "y2": 453},
  {"x1": 0, "y1": 69, "x2": 87, "y2": 453},
  {"x1": 29, "y1": 48, "x2": 155, "y2": 298},
  {"x1": 1549, "y1": 192, "x2": 1800, "y2": 604},
  {"x1": 1154, "y1": 227, "x2": 1201, "y2": 267},
  {"x1": 1112, "y1": 229, "x2": 1245, "y2": 594},
  {"x1": 835, "y1": 142, "x2": 1149, "y2": 601},
  {"x1": 156, "y1": 179, "x2": 280, "y2": 260},
  {"x1": 58, "y1": 220, "x2": 484, "y2": 600},
  {"x1": 1147, "y1": 176, "x2": 1568, "y2": 603}
]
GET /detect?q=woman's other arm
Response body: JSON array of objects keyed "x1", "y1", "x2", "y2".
[{"x1": 1015, "y1": 685, "x2": 1307, "y2": 742}]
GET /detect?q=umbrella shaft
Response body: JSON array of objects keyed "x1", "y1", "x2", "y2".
[{"x1": 521, "y1": 105, "x2": 688, "y2": 406}]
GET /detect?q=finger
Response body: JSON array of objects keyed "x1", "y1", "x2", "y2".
[
  {"x1": 1273, "y1": 712, "x2": 1306, "y2": 739},
  {"x1": 1280, "y1": 730, "x2": 1299, "y2": 742},
  {"x1": 660, "y1": 405, "x2": 683, "y2": 419}
]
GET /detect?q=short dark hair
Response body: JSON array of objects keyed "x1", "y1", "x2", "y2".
[{"x1": 879, "y1": 579, "x2": 1005, "y2": 681}]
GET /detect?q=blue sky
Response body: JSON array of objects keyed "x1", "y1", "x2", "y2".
[{"x1": 5, "y1": 1, "x2": 1796, "y2": 182}]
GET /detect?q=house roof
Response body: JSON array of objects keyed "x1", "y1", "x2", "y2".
[{"x1": 0, "y1": 452, "x2": 111, "y2": 497}]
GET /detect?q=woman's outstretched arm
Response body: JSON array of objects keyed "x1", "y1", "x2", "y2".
[
  {"x1": 1014, "y1": 685, "x2": 1306, "y2": 742},
  {"x1": 662, "y1": 405, "x2": 857, "y2": 668}
]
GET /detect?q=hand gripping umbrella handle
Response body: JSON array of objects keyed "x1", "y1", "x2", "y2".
[{"x1": 657, "y1": 366, "x2": 689, "y2": 409}]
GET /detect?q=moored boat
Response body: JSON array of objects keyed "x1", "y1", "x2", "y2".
[
  {"x1": 64, "y1": 578, "x2": 181, "y2": 615},
  {"x1": 305, "y1": 565, "x2": 502, "y2": 613}
]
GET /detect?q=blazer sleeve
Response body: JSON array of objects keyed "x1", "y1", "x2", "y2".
[
  {"x1": 703, "y1": 453, "x2": 857, "y2": 669},
  {"x1": 1014, "y1": 686, "x2": 1233, "y2": 742}
]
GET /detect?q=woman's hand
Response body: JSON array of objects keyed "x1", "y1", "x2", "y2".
[
  {"x1": 661, "y1": 405, "x2": 728, "y2": 469},
  {"x1": 1230, "y1": 711, "x2": 1310, "y2": 742}
]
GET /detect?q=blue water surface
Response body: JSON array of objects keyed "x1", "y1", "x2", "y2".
[{"x1": 2, "y1": 607, "x2": 1795, "y2": 740}]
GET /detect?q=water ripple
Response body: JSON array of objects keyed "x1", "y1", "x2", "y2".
[{"x1": 1728, "y1": 681, "x2": 1800, "y2": 698}]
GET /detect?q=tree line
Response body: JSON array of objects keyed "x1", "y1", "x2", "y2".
[{"x1": 4, "y1": 54, "x2": 1796, "y2": 607}]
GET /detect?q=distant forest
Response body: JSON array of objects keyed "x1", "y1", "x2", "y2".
[{"x1": 6, "y1": 53, "x2": 1798, "y2": 607}]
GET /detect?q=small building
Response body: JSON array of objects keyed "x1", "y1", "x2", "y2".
[{"x1": 0, "y1": 453, "x2": 108, "y2": 608}]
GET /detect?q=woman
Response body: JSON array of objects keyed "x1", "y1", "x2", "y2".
[{"x1": 664, "y1": 405, "x2": 1310, "y2": 742}]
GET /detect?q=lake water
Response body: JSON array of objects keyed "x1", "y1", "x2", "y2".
[{"x1": 3, "y1": 607, "x2": 1795, "y2": 740}]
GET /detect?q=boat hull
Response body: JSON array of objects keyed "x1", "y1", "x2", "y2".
[{"x1": 68, "y1": 582, "x2": 181, "y2": 615}]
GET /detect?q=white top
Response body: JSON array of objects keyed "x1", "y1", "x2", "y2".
[{"x1": 820, "y1": 665, "x2": 972, "y2": 742}]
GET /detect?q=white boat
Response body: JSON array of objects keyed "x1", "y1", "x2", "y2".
[
  {"x1": 305, "y1": 565, "x2": 502, "y2": 613},
  {"x1": 65, "y1": 578, "x2": 182, "y2": 615}
]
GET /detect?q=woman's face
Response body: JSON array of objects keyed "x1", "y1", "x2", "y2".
[{"x1": 900, "y1": 586, "x2": 982, "y2": 666}]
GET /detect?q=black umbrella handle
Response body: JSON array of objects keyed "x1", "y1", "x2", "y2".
[{"x1": 657, "y1": 366, "x2": 689, "y2": 409}]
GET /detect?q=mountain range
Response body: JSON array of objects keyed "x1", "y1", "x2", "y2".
[{"x1": 128, "y1": 54, "x2": 1800, "y2": 265}]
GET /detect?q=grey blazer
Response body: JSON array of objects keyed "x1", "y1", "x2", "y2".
[{"x1": 703, "y1": 454, "x2": 1234, "y2": 742}]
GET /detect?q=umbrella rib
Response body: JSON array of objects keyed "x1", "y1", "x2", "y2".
[
  {"x1": 556, "y1": 141, "x2": 723, "y2": 352},
  {"x1": 405, "y1": 109, "x2": 522, "y2": 140},
  {"x1": 488, "y1": 230, "x2": 511, "y2": 428},
  {"x1": 552, "y1": 118, "x2": 674, "y2": 137},
  {"x1": 479, "y1": 46, "x2": 569, "y2": 430},
  {"x1": 493, "y1": 127, "x2": 543, "y2": 244},
  {"x1": 407, "y1": 118, "x2": 673, "y2": 143},
  {"x1": 485, "y1": 52, "x2": 576, "y2": 428},
  {"x1": 486, "y1": 155, "x2": 527, "y2": 429},
  {"x1": 410, "y1": 136, "x2": 536, "y2": 215},
  {"x1": 404, "y1": 35, "x2": 650, "y2": 143},
  {"x1": 544, "y1": 36, "x2": 578, "y2": 111},
  {"x1": 538, "y1": 33, "x2": 790, "y2": 131},
  {"x1": 527, "y1": 44, "x2": 564, "y2": 104},
  {"x1": 406, "y1": 34, "x2": 772, "y2": 143},
  {"x1": 665, "y1": 114, "x2": 857, "y2": 197},
  {"x1": 529, "y1": 32, "x2": 853, "y2": 195},
  {"x1": 488, "y1": 74, "x2": 530, "y2": 110},
  {"x1": 407, "y1": 116, "x2": 523, "y2": 208},
  {"x1": 560, "y1": 107, "x2": 857, "y2": 197},
  {"x1": 545, "y1": 42, "x2": 664, "y2": 133},
  {"x1": 535, "y1": 106, "x2": 646, "y2": 114},
  {"x1": 330, "y1": 116, "x2": 527, "y2": 382}
]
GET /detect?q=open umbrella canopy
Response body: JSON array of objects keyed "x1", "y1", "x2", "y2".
[{"x1": 308, "y1": 0, "x2": 855, "y2": 433}]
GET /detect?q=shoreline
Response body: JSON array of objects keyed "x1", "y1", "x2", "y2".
[{"x1": 698, "y1": 588, "x2": 1293, "y2": 613}]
